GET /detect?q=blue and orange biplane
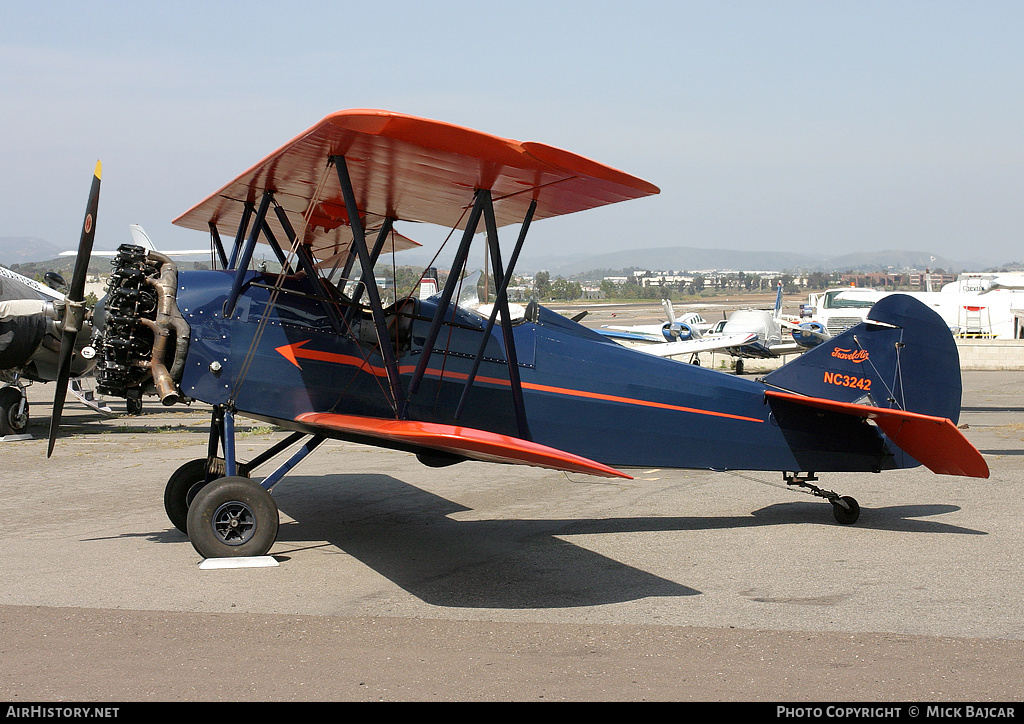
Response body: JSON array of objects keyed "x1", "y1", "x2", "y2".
[{"x1": 48, "y1": 110, "x2": 988, "y2": 559}]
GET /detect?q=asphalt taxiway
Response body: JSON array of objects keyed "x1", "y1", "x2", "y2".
[{"x1": 1, "y1": 370, "x2": 1023, "y2": 701}]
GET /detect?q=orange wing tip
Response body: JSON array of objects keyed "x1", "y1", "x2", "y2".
[
  {"x1": 296, "y1": 412, "x2": 632, "y2": 479},
  {"x1": 765, "y1": 390, "x2": 989, "y2": 479}
]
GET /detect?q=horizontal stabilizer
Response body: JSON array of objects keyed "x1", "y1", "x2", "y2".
[
  {"x1": 765, "y1": 391, "x2": 988, "y2": 478},
  {"x1": 295, "y1": 412, "x2": 632, "y2": 479}
]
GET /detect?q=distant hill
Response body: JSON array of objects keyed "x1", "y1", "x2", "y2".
[
  {"x1": 509, "y1": 246, "x2": 976, "y2": 279},
  {"x1": 0, "y1": 237, "x2": 64, "y2": 266},
  {"x1": 2, "y1": 234, "x2": 1003, "y2": 281}
]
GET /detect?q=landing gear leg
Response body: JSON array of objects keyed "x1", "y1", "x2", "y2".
[
  {"x1": 175, "y1": 405, "x2": 326, "y2": 557},
  {"x1": 784, "y1": 472, "x2": 861, "y2": 525}
]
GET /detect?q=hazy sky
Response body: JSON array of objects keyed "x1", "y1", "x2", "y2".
[{"x1": 2, "y1": 1, "x2": 1022, "y2": 267}]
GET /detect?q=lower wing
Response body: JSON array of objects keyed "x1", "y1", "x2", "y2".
[{"x1": 295, "y1": 412, "x2": 632, "y2": 479}]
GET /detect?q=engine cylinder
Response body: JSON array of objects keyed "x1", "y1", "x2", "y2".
[{"x1": 92, "y1": 244, "x2": 190, "y2": 405}]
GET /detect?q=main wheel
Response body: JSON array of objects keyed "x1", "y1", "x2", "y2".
[
  {"x1": 186, "y1": 476, "x2": 279, "y2": 558},
  {"x1": 164, "y1": 458, "x2": 219, "y2": 534},
  {"x1": 832, "y1": 496, "x2": 860, "y2": 525},
  {"x1": 0, "y1": 387, "x2": 29, "y2": 436}
]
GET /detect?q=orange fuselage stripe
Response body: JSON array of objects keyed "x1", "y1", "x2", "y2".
[{"x1": 276, "y1": 341, "x2": 764, "y2": 424}]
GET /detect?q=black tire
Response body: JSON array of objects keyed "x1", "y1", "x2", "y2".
[
  {"x1": 0, "y1": 387, "x2": 29, "y2": 436},
  {"x1": 164, "y1": 458, "x2": 218, "y2": 534},
  {"x1": 832, "y1": 496, "x2": 861, "y2": 525},
  {"x1": 186, "y1": 476, "x2": 279, "y2": 558}
]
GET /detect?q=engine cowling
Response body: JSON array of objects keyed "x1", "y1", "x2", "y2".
[
  {"x1": 792, "y1": 321, "x2": 827, "y2": 348},
  {"x1": 662, "y1": 321, "x2": 696, "y2": 342}
]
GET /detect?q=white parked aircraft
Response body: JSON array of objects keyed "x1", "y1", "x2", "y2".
[
  {"x1": 61, "y1": 223, "x2": 212, "y2": 258},
  {"x1": 603, "y1": 284, "x2": 830, "y2": 373},
  {"x1": 600, "y1": 298, "x2": 715, "y2": 343},
  {"x1": 1, "y1": 264, "x2": 110, "y2": 438}
]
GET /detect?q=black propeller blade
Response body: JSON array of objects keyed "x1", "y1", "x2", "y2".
[{"x1": 47, "y1": 160, "x2": 101, "y2": 457}]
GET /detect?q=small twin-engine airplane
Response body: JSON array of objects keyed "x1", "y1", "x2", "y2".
[
  {"x1": 599, "y1": 299, "x2": 715, "y2": 344},
  {"x1": 47, "y1": 110, "x2": 988, "y2": 560},
  {"x1": 603, "y1": 283, "x2": 832, "y2": 373}
]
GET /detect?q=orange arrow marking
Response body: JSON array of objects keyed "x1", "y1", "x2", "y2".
[{"x1": 275, "y1": 340, "x2": 389, "y2": 376}]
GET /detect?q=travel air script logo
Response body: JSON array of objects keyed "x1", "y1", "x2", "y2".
[{"x1": 831, "y1": 347, "x2": 869, "y2": 363}]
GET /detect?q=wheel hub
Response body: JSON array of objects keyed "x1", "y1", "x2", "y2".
[{"x1": 212, "y1": 501, "x2": 256, "y2": 545}]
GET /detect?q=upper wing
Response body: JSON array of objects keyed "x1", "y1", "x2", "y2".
[
  {"x1": 172, "y1": 109, "x2": 659, "y2": 264},
  {"x1": 295, "y1": 411, "x2": 632, "y2": 479}
]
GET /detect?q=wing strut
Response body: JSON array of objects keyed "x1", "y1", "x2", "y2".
[
  {"x1": 349, "y1": 217, "x2": 396, "y2": 309},
  {"x1": 408, "y1": 189, "x2": 488, "y2": 396},
  {"x1": 270, "y1": 202, "x2": 345, "y2": 334},
  {"x1": 207, "y1": 222, "x2": 228, "y2": 269},
  {"x1": 455, "y1": 196, "x2": 536, "y2": 439},
  {"x1": 331, "y1": 155, "x2": 407, "y2": 417},
  {"x1": 225, "y1": 190, "x2": 273, "y2": 318},
  {"x1": 258, "y1": 214, "x2": 297, "y2": 274},
  {"x1": 227, "y1": 200, "x2": 254, "y2": 270}
]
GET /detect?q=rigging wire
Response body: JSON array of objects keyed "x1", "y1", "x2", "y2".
[{"x1": 228, "y1": 160, "x2": 335, "y2": 404}]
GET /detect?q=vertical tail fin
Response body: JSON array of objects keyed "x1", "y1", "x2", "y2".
[
  {"x1": 773, "y1": 281, "x2": 783, "y2": 320},
  {"x1": 128, "y1": 224, "x2": 157, "y2": 251},
  {"x1": 763, "y1": 294, "x2": 962, "y2": 422},
  {"x1": 662, "y1": 298, "x2": 676, "y2": 324},
  {"x1": 764, "y1": 294, "x2": 985, "y2": 477},
  {"x1": 419, "y1": 267, "x2": 439, "y2": 300}
]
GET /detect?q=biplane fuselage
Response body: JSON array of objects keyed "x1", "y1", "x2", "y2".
[
  {"x1": 173, "y1": 268, "x2": 900, "y2": 474},
  {"x1": 48, "y1": 111, "x2": 987, "y2": 559}
]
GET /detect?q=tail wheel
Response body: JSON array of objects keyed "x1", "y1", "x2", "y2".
[
  {"x1": 0, "y1": 387, "x2": 29, "y2": 436},
  {"x1": 186, "y1": 477, "x2": 278, "y2": 558},
  {"x1": 832, "y1": 496, "x2": 861, "y2": 525}
]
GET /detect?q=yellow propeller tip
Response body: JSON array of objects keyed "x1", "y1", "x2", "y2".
[{"x1": 94, "y1": 160, "x2": 102, "y2": 179}]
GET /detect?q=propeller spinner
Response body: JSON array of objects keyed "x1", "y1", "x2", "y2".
[{"x1": 47, "y1": 160, "x2": 101, "y2": 457}]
